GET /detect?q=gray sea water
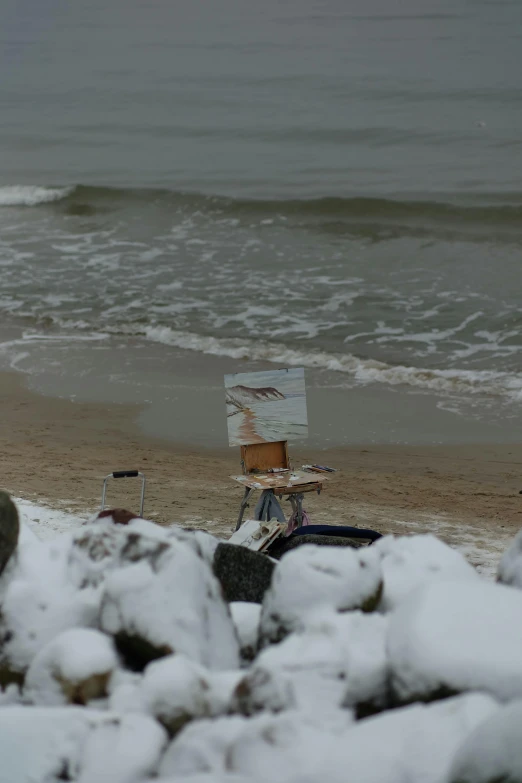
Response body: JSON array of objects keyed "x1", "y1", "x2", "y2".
[{"x1": 1, "y1": 0, "x2": 522, "y2": 440}]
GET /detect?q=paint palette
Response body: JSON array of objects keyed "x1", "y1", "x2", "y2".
[{"x1": 230, "y1": 469, "x2": 328, "y2": 491}]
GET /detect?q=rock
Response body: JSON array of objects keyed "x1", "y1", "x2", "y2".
[
  {"x1": 388, "y1": 579, "x2": 522, "y2": 705},
  {"x1": 165, "y1": 526, "x2": 220, "y2": 568},
  {"x1": 229, "y1": 602, "x2": 262, "y2": 662},
  {"x1": 162, "y1": 711, "x2": 332, "y2": 781},
  {"x1": 25, "y1": 628, "x2": 118, "y2": 706},
  {"x1": 121, "y1": 518, "x2": 221, "y2": 569},
  {"x1": 158, "y1": 715, "x2": 252, "y2": 778},
  {"x1": 0, "y1": 706, "x2": 93, "y2": 782},
  {"x1": 448, "y1": 700, "x2": 522, "y2": 783},
  {"x1": 259, "y1": 544, "x2": 383, "y2": 646},
  {"x1": 497, "y1": 529, "x2": 522, "y2": 589},
  {"x1": 268, "y1": 534, "x2": 365, "y2": 559},
  {"x1": 0, "y1": 491, "x2": 19, "y2": 576},
  {"x1": 99, "y1": 535, "x2": 240, "y2": 672},
  {"x1": 232, "y1": 610, "x2": 389, "y2": 717},
  {"x1": 158, "y1": 693, "x2": 496, "y2": 783},
  {"x1": 228, "y1": 694, "x2": 497, "y2": 783},
  {"x1": 373, "y1": 534, "x2": 479, "y2": 612},
  {"x1": 77, "y1": 712, "x2": 168, "y2": 783},
  {"x1": 0, "y1": 533, "x2": 99, "y2": 685},
  {"x1": 95, "y1": 508, "x2": 140, "y2": 525},
  {"x1": 138, "y1": 654, "x2": 241, "y2": 737},
  {"x1": 0, "y1": 702, "x2": 167, "y2": 783},
  {"x1": 140, "y1": 655, "x2": 211, "y2": 735},
  {"x1": 213, "y1": 543, "x2": 275, "y2": 603},
  {"x1": 69, "y1": 524, "x2": 171, "y2": 589}
]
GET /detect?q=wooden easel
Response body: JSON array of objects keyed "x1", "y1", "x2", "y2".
[{"x1": 233, "y1": 440, "x2": 325, "y2": 530}]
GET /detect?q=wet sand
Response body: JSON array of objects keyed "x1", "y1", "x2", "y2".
[{"x1": 1, "y1": 370, "x2": 522, "y2": 570}]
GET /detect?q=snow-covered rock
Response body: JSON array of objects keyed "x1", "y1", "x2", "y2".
[
  {"x1": 99, "y1": 535, "x2": 240, "y2": 671},
  {"x1": 497, "y1": 529, "x2": 522, "y2": 590},
  {"x1": 77, "y1": 712, "x2": 167, "y2": 783},
  {"x1": 161, "y1": 694, "x2": 495, "y2": 783},
  {"x1": 0, "y1": 706, "x2": 93, "y2": 782},
  {"x1": 233, "y1": 610, "x2": 388, "y2": 716},
  {"x1": 159, "y1": 715, "x2": 251, "y2": 777},
  {"x1": 388, "y1": 579, "x2": 522, "y2": 704},
  {"x1": 0, "y1": 682, "x2": 22, "y2": 705},
  {"x1": 306, "y1": 693, "x2": 498, "y2": 783},
  {"x1": 259, "y1": 544, "x2": 383, "y2": 645},
  {"x1": 68, "y1": 524, "x2": 172, "y2": 590},
  {"x1": 158, "y1": 710, "x2": 351, "y2": 779},
  {"x1": 0, "y1": 705, "x2": 167, "y2": 783},
  {"x1": 5, "y1": 499, "x2": 520, "y2": 783},
  {"x1": 0, "y1": 532, "x2": 99, "y2": 683},
  {"x1": 108, "y1": 668, "x2": 144, "y2": 713},
  {"x1": 230, "y1": 602, "x2": 261, "y2": 662},
  {"x1": 122, "y1": 518, "x2": 221, "y2": 568},
  {"x1": 374, "y1": 534, "x2": 479, "y2": 612},
  {"x1": 217, "y1": 712, "x2": 339, "y2": 783},
  {"x1": 138, "y1": 654, "x2": 241, "y2": 736},
  {"x1": 0, "y1": 522, "x2": 222, "y2": 684},
  {"x1": 166, "y1": 526, "x2": 220, "y2": 568},
  {"x1": 25, "y1": 628, "x2": 118, "y2": 706},
  {"x1": 448, "y1": 700, "x2": 522, "y2": 783}
]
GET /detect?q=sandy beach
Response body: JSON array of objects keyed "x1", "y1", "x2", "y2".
[{"x1": 2, "y1": 370, "x2": 521, "y2": 573}]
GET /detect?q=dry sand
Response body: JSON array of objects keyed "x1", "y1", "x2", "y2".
[{"x1": 1, "y1": 370, "x2": 522, "y2": 568}]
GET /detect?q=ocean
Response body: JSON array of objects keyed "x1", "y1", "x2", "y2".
[{"x1": 1, "y1": 0, "x2": 521, "y2": 445}]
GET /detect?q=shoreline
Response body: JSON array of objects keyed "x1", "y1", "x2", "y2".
[
  {"x1": 1, "y1": 370, "x2": 521, "y2": 568},
  {"x1": 2, "y1": 324, "x2": 522, "y2": 450}
]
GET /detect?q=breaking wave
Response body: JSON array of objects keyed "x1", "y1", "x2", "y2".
[
  {"x1": 3, "y1": 183, "x2": 522, "y2": 235},
  {"x1": 0, "y1": 185, "x2": 74, "y2": 207},
  {"x1": 108, "y1": 324, "x2": 522, "y2": 402}
]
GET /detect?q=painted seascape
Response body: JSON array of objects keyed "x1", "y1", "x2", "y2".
[{"x1": 225, "y1": 368, "x2": 308, "y2": 447}]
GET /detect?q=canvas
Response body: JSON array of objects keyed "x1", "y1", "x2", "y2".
[{"x1": 225, "y1": 367, "x2": 308, "y2": 447}]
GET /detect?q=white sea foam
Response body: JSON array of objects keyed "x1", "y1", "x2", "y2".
[
  {"x1": 113, "y1": 325, "x2": 522, "y2": 402},
  {"x1": 0, "y1": 185, "x2": 73, "y2": 207}
]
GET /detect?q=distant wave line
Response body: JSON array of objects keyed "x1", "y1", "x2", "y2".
[{"x1": 2, "y1": 183, "x2": 522, "y2": 230}]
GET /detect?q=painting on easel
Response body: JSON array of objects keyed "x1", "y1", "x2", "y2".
[{"x1": 225, "y1": 367, "x2": 308, "y2": 447}]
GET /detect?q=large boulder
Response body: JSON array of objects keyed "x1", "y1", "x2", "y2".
[
  {"x1": 448, "y1": 700, "x2": 522, "y2": 783},
  {"x1": 0, "y1": 491, "x2": 19, "y2": 576},
  {"x1": 388, "y1": 579, "x2": 522, "y2": 705},
  {"x1": 24, "y1": 628, "x2": 118, "y2": 706},
  {"x1": 259, "y1": 544, "x2": 382, "y2": 646},
  {"x1": 497, "y1": 529, "x2": 522, "y2": 589},
  {"x1": 213, "y1": 543, "x2": 275, "y2": 604},
  {"x1": 99, "y1": 534, "x2": 240, "y2": 671},
  {"x1": 373, "y1": 534, "x2": 479, "y2": 612}
]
